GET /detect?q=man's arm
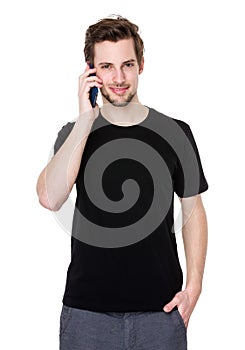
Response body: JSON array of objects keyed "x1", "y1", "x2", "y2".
[
  {"x1": 36, "y1": 64, "x2": 103, "y2": 211},
  {"x1": 36, "y1": 115, "x2": 95, "y2": 211},
  {"x1": 163, "y1": 194, "x2": 208, "y2": 327}
]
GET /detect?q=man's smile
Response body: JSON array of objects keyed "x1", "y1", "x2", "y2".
[{"x1": 109, "y1": 87, "x2": 129, "y2": 95}]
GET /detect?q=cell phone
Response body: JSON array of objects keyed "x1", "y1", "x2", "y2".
[{"x1": 88, "y1": 62, "x2": 98, "y2": 108}]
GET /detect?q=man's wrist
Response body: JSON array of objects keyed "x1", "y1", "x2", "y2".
[{"x1": 185, "y1": 283, "x2": 202, "y2": 301}]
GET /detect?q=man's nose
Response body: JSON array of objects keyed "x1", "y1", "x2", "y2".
[{"x1": 112, "y1": 68, "x2": 126, "y2": 84}]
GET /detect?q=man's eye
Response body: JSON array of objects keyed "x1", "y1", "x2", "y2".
[
  {"x1": 101, "y1": 64, "x2": 110, "y2": 69},
  {"x1": 125, "y1": 63, "x2": 134, "y2": 68}
]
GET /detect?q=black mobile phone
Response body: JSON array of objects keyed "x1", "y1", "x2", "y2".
[{"x1": 88, "y1": 62, "x2": 98, "y2": 108}]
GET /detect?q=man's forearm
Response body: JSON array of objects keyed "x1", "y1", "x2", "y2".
[
  {"x1": 36, "y1": 114, "x2": 94, "y2": 211},
  {"x1": 163, "y1": 194, "x2": 208, "y2": 327},
  {"x1": 181, "y1": 195, "x2": 208, "y2": 294}
]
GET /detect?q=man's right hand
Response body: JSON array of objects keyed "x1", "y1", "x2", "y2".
[{"x1": 78, "y1": 63, "x2": 103, "y2": 118}]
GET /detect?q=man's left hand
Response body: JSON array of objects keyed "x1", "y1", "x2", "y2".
[{"x1": 163, "y1": 288, "x2": 201, "y2": 328}]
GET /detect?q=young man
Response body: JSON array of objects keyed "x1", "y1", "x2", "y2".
[{"x1": 36, "y1": 16, "x2": 208, "y2": 350}]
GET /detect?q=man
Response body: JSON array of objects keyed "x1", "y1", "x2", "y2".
[{"x1": 36, "y1": 15, "x2": 208, "y2": 350}]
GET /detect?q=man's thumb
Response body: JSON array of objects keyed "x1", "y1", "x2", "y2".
[{"x1": 163, "y1": 300, "x2": 176, "y2": 313}]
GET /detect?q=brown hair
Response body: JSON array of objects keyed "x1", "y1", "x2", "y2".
[{"x1": 84, "y1": 15, "x2": 144, "y2": 66}]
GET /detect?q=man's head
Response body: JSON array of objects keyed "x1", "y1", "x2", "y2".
[
  {"x1": 84, "y1": 16, "x2": 144, "y2": 67},
  {"x1": 84, "y1": 16, "x2": 145, "y2": 106}
]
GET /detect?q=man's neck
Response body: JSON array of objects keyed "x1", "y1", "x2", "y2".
[{"x1": 100, "y1": 102, "x2": 149, "y2": 126}]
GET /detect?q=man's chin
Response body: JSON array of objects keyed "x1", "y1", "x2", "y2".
[{"x1": 101, "y1": 90, "x2": 135, "y2": 107}]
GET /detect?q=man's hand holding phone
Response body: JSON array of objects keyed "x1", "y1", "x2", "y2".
[{"x1": 78, "y1": 62, "x2": 103, "y2": 119}]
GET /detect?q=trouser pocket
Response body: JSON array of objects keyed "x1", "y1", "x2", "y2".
[
  {"x1": 175, "y1": 309, "x2": 187, "y2": 333},
  {"x1": 59, "y1": 305, "x2": 72, "y2": 338}
]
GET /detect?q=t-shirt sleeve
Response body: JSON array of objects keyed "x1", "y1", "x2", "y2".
[
  {"x1": 53, "y1": 122, "x2": 75, "y2": 155},
  {"x1": 173, "y1": 122, "x2": 208, "y2": 198}
]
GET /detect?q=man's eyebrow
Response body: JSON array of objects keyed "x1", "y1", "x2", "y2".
[
  {"x1": 123, "y1": 59, "x2": 136, "y2": 64},
  {"x1": 98, "y1": 62, "x2": 112, "y2": 66},
  {"x1": 98, "y1": 59, "x2": 136, "y2": 66}
]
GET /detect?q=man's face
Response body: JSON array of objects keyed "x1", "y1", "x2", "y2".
[{"x1": 94, "y1": 38, "x2": 144, "y2": 107}]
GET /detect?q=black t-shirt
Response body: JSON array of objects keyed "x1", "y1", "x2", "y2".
[{"x1": 54, "y1": 107, "x2": 208, "y2": 312}]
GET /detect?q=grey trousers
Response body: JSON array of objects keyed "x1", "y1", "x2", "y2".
[{"x1": 59, "y1": 304, "x2": 187, "y2": 350}]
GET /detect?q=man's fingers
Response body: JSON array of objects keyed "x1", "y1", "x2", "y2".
[
  {"x1": 79, "y1": 66, "x2": 97, "y2": 80},
  {"x1": 78, "y1": 74, "x2": 102, "y2": 88},
  {"x1": 86, "y1": 76, "x2": 103, "y2": 84},
  {"x1": 163, "y1": 297, "x2": 178, "y2": 312}
]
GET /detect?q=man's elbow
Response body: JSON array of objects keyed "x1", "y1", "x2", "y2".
[{"x1": 37, "y1": 187, "x2": 62, "y2": 212}]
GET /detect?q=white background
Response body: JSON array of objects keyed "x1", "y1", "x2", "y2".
[{"x1": 1, "y1": 0, "x2": 244, "y2": 349}]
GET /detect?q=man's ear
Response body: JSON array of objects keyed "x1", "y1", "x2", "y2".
[{"x1": 139, "y1": 57, "x2": 144, "y2": 74}]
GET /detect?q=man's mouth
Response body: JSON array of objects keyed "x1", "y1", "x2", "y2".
[{"x1": 109, "y1": 87, "x2": 129, "y2": 95}]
